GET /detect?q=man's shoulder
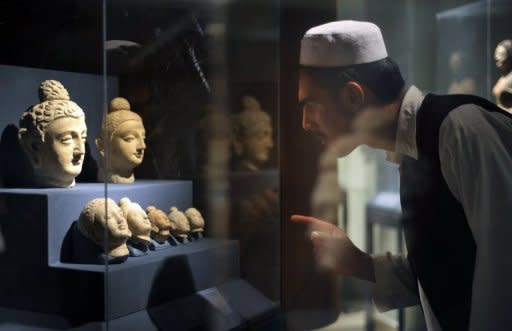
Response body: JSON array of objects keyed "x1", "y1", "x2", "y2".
[
  {"x1": 444, "y1": 104, "x2": 487, "y2": 128},
  {"x1": 440, "y1": 102, "x2": 512, "y2": 146}
]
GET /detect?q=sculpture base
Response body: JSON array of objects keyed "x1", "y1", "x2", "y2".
[
  {"x1": 127, "y1": 240, "x2": 150, "y2": 257},
  {"x1": 0, "y1": 180, "x2": 278, "y2": 326},
  {"x1": 149, "y1": 239, "x2": 170, "y2": 250},
  {"x1": 189, "y1": 232, "x2": 204, "y2": 241},
  {"x1": 0, "y1": 279, "x2": 280, "y2": 331},
  {"x1": 168, "y1": 234, "x2": 181, "y2": 246}
]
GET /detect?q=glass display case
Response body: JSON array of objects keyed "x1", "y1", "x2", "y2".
[
  {"x1": 0, "y1": 0, "x2": 510, "y2": 330},
  {"x1": 0, "y1": 1, "x2": 281, "y2": 330}
]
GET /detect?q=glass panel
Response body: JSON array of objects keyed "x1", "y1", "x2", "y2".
[
  {"x1": 0, "y1": 0, "x2": 108, "y2": 328},
  {"x1": 295, "y1": 1, "x2": 502, "y2": 330},
  {"x1": 1, "y1": 1, "x2": 508, "y2": 330},
  {"x1": 103, "y1": 0, "x2": 280, "y2": 329}
]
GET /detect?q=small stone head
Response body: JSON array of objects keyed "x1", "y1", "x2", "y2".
[
  {"x1": 146, "y1": 206, "x2": 172, "y2": 243},
  {"x1": 167, "y1": 207, "x2": 190, "y2": 239},
  {"x1": 119, "y1": 197, "x2": 152, "y2": 243},
  {"x1": 96, "y1": 97, "x2": 146, "y2": 183},
  {"x1": 18, "y1": 80, "x2": 87, "y2": 187},
  {"x1": 184, "y1": 208, "x2": 205, "y2": 233},
  {"x1": 77, "y1": 198, "x2": 131, "y2": 257},
  {"x1": 495, "y1": 40, "x2": 512, "y2": 72},
  {"x1": 231, "y1": 96, "x2": 273, "y2": 171}
]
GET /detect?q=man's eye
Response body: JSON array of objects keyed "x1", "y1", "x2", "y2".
[
  {"x1": 123, "y1": 136, "x2": 135, "y2": 142},
  {"x1": 304, "y1": 102, "x2": 319, "y2": 112}
]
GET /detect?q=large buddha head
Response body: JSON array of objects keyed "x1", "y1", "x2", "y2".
[
  {"x1": 96, "y1": 97, "x2": 146, "y2": 183},
  {"x1": 18, "y1": 80, "x2": 87, "y2": 188},
  {"x1": 77, "y1": 198, "x2": 131, "y2": 258},
  {"x1": 231, "y1": 96, "x2": 273, "y2": 171}
]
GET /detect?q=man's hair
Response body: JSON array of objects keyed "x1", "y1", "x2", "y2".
[{"x1": 300, "y1": 57, "x2": 405, "y2": 104}]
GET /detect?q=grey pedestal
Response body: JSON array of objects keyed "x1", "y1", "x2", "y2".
[{"x1": 0, "y1": 181, "x2": 278, "y2": 330}]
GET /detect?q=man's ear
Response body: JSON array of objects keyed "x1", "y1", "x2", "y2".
[{"x1": 339, "y1": 81, "x2": 365, "y2": 112}]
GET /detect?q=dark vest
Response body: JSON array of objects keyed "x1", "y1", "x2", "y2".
[{"x1": 399, "y1": 93, "x2": 512, "y2": 330}]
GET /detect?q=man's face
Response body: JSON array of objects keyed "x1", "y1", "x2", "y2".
[
  {"x1": 40, "y1": 116, "x2": 87, "y2": 185},
  {"x1": 298, "y1": 71, "x2": 352, "y2": 146},
  {"x1": 109, "y1": 120, "x2": 146, "y2": 169},
  {"x1": 495, "y1": 45, "x2": 509, "y2": 71}
]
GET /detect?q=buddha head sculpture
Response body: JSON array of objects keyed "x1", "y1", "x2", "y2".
[
  {"x1": 231, "y1": 96, "x2": 274, "y2": 171},
  {"x1": 96, "y1": 97, "x2": 146, "y2": 183},
  {"x1": 493, "y1": 40, "x2": 512, "y2": 110},
  {"x1": 77, "y1": 198, "x2": 131, "y2": 258},
  {"x1": 495, "y1": 40, "x2": 512, "y2": 73},
  {"x1": 184, "y1": 208, "x2": 205, "y2": 234},
  {"x1": 18, "y1": 80, "x2": 87, "y2": 188},
  {"x1": 119, "y1": 197, "x2": 152, "y2": 244},
  {"x1": 167, "y1": 207, "x2": 190, "y2": 239},
  {"x1": 146, "y1": 206, "x2": 172, "y2": 243}
]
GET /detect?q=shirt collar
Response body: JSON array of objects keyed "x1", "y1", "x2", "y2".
[{"x1": 386, "y1": 85, "x2": 424, "y2": 164}]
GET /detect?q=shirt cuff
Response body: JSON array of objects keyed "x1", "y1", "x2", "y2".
[{"x1": 371, "y1": 252, "x2": 420, "y2": 312}]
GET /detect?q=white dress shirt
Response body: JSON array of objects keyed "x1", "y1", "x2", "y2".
[{"x1": 371, "y1": 85, "x2": 512, "y2": 330}]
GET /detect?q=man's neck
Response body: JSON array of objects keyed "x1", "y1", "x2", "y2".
[{"x1": 365, "y1": 89, "x2": 406, "y2": 153}]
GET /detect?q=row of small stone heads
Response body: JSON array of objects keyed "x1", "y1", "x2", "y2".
[
  {"x1": 76, "y1": 197, "x2": 205, "y2": 263},
  {"x1": 18, "y1": 80, "x2": 146, "y2": 188}
]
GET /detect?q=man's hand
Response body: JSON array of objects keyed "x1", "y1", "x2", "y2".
[{"x1": 291, "y1": 214, "x2": 375, "y2": 282}]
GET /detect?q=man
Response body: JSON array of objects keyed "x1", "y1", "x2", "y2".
[{"x1": 291, "y1": 20, "x2": 512, "y2": 330}]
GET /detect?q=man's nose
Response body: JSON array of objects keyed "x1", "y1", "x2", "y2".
[
  {"x1": 268, "y1": 136, "x2": 274, "y2": 148},
  {"x1": 302, "y1": 110, "x2": 312, "y2": 130}
]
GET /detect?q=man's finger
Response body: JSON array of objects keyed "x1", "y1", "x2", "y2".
[
  {"x1": 311, "y1": 231, "x2": 330, "y2": 242},
  {"x1": 291, "y1": 214, "x2": 338, "y2": 232}
]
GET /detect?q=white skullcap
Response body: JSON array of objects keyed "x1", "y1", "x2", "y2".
[{"x1": 300, "y1": 20, "x2": 388, "y2": 67}]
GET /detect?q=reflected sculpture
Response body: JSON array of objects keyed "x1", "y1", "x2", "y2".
[
  {"x1": 76, "y1": 198, "x2": 131, "y2": 261},
  {"x1": 231, "y1": 96, "x2": 274, "y2": 172},
  {"x1": 119, "y1": 197, "x2": 152, "y2": 256},
  {"x1": 96, "y1": 97, "x2": 146, "y2": 183},
  {"x1": 493, "y1": 40, "x2": 512, "y2": 112},
  {"x1": 18, "y1": 80, "x2": 87, "y2": 188},
  {"x1": 447, "y1": 50, "x2": 475, "y2": 95}
]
